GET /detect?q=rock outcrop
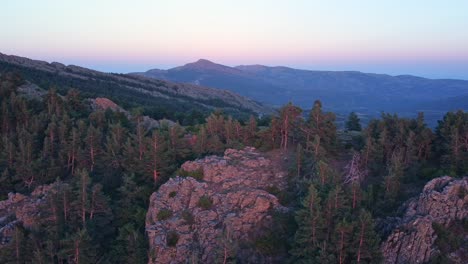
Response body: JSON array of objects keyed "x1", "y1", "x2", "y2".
[
  {"x1": 0, "y1": 183, "x2": 65, "y2": 246},
  {"x1": 145, "y1": 147, "x2": 288, "y2": 264},
  {"x1": 88, "y1": 97, "x2": 175, "y2": 130},
  {"x1": 381, "y1": 176, "x2": 467, "y2": 264},
  {"x1": 17, "y1": 81, "x2": 47, "y2": 100}
]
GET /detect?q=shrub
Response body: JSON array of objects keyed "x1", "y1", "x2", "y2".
[
  {"x1": 265, "y1": 185, "x2": 280, "y2": 196},
  {"x1": 433, "y1": 221, "x2": 465, "y2": 253},
  {"x1": 181, "y1": 210, "x2": 195, "y2": 225},
  {"x1": 253, "y1": 211, "x2": 296, "y2": 256},
  {"x1": 197, "y1": 195, "x2": 213, "y2": 210},
  {"x1": 254, "y1": 233, "x2": 278, "y2": 255},
  {"x1": 157, "y1": 209, "x2": 173, "y2": 221},
  {"x1": 265, "y1": 185, "x2": 291, "y2": 206},
  {"x1": 166, "y1": 230, "x2": 179, "y2": 247},
  {"x1": 168, "y1": 191, "x2": 177, "y2": 198},
  {"x1": 178, "y1": 168, "x2": 204, "y2": 181}
]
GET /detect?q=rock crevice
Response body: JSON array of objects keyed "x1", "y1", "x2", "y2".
[
  {"x1": 145, "y1": 147, "x2": 288, "y2": 264},
  {"x1": 381, "y1": 176, "x2": 467, "y2": 264}
]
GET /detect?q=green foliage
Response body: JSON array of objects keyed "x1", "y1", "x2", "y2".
[
  {"x1": 290, "y1": 182, "x2": 381, "y2": 263},
  {"x1": 265, "y1": 185, "x2": 281, "y2": 195},
  {"x1": 157, "y1": 209, "x2": 173, "y2": 221},
  {"x1": 253, "y1": 211, "x2": 296, "y2": 258},
  {"x1": 265, "y1": 185, "x2": 292, "y2": 206},
  {"x1": 432, "y1": 220, "x2": 466, "y2": 258},
  {"x1": 110, "y1": 223, "x2": 147, "y2": 263},
  {"x1": 434, "y1": 110, "x2": 468, "y2": 176},
  {"x1": 181, "y1": 210, "x2": 195, "y2": 225},
  {"x1": 166, "y1": 230, "x2": 179, "y2": 247},
  {"x1": 346, "y1": 112, "x2": 362, "y2": 131},
  {"x1": 197, "y1": 195, "x2": 213, "y2": 210},
  {"x1": 177, "y1": 168, "x2": 204, "y2": 181},
  {"x1": 360, "y1": 112, "x2": 440, "y2": 215},
  {"x1": 0, "y1": 225, "x2": 31, "y2": 263},
  {"x1": 254, "y1": 233, "x2": 280, "y2": 255}
]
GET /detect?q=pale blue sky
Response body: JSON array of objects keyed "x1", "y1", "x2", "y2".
[{"x1": 1, "y1": 0, "x2": 468, "y2": 78}]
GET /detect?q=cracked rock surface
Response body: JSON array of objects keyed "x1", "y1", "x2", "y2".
[
  {"x1": 381, "y1": 176, "x2": 467, "y2": 264},
  {"x1": 146, "y1": 147, "x2": 288, "y2": 264}
]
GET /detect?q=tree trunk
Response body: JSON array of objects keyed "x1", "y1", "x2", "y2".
[
  {"x1": 81, "y1": 176, "x2": 86, "y2": 226},
  {"x1": 357, "y1": 221, "x2": 365, "y2": 263},
  {"x1": 223, "y1": 245, "x2": 228, "y2": 264},
  {"x1": 74, "y1": 240, "x2": 80, "y2": 264},
  {"x1": 90, "y1": 145, "x2": 95, "y2": 171},
  {"x1": 90, "y1": 190, "x2": 96, "y2": 220},
  {"x1": 15, "y1": 227, "x2": 20, "y2": 264},
  {"x1": 63, "y1": 192, "x2": 68, "y2": 222},
  {"x1": 339, "y1": 229, "x2": 345, "y2": 264},
  {"x1": 352, "y1": 186, "x2": 357, "y2": 209},
  {"x1": 312, "y1": 216, "x2": 317, "y2": 246}
]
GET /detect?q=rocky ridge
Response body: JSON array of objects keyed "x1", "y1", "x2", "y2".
[
  {"x1": 88, "y1": 97, "x2": 175, "y2": 130},
  {"x1": 0, "y1": 52, "x2": 271, "y2": 114},
  {"x1": 145, "y1": 147, "x2": 288, "y2": 263},
  {"x1": 381, "y1": 176, "x2": 467, "y2": 264}
]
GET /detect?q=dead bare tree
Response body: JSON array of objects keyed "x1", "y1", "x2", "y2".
[{"x1": 344, "y1": 152, "x2": 367, "y2": 209}]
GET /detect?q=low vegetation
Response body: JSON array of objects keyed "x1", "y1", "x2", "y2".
[
  {"x1": 166, "y1": 231, "x2": 179, "y2": 247},
  {"x1": 157, "y1": 209, "x2": 173, "y2": 221},
  {"x1": 197, "y1": 196, "x2": 213, "y2": 210},
  {"x1": 181, "y1": 210, "x2": 195, "y2": 225},
  {"x1": 177, "y1": 168, "x2": 204, "y2": 181}
]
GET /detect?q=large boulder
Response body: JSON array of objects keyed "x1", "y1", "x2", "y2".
[
  {"x1": 381, "y1": 176, "x2": 467, "y2": 264},
  {"x1": 145, "y1": 147, "x2": 288, "y2": 264}
]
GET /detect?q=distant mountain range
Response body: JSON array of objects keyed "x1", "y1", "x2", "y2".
[
  {"x1": 2, "y1": 52, "x2": 466, "y2": 126},
  {"x1": 0, "y1": 53, "x2": 271, "y2": 119},
  {"x1": 133, "y1": 59, "x2": 468, "y2": 125}
]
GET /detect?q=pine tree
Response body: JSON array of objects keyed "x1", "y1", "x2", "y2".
[
  {"x1": 59, "y1": 229, "x2": 96, "y2": 264},
  {"x1": 435, "y1": 110, "x2": 468, "y2": 175},
  {"x1": 353, "y1": 210, "x2": 381, "y2": 263},
  {"x1": 111, "y1": 223, "x2": 147, "y2": 264},
  {"x1": 195, "y1": 126, "x2": 208, "y2": 155},
  {"x1": 346, "y1": 112, "x2": 362, "y2": 131},
  {"x1": 85, "y1": 125, "x2": 102, "y2": 172},
  {"x1": 0, "y1": 225, "x2": 30, "y2": 263},
  {"x1": 335, "y1": 220, "x2": 353, "y2": 264},
  {"x1": 307, "y1": 100, "x2": 337, "y2": 154},
  {"x1": 295, "y1": 144, "x2": 304, "y2": 178},
  {"x1": 384, "y1": 149, "x2": 405, "y2": 199},
  {"x1": 278, "y1": 103, "x2": 302, "y2": 150},
  {"x1": 244, "y1": 115, "x2": 257, "y2": 146},
  {"x1": 290, "y1": 184, "x2": 325, "y2": 262}
]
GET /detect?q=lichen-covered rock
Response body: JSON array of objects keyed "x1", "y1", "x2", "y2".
[
  {"x1": 381, "y1": 176, "x2": 467, "y2": 264},
  {"x1": 87, "y1": 97, "x2": 175, "y2": 130},
  {"x1": 146, "y1": 147, "x2": 288, "y2": 264},
  {"x1": 0, "y1": 182, "x2": 67, "y2": 246}
]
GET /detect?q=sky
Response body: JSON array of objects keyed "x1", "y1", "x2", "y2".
[{"x1": 1, "y1": 0, "x2": 468, "y2": 79}]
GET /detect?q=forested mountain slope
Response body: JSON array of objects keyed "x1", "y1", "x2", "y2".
[{"x1": 0, "y1": 53, "x2": 271, "y2": 124}]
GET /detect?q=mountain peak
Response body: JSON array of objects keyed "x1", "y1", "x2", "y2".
[
  {"x1": 183, "y1": 58, "x2": 219, "y2": 69},
  {"x1": 194, "y1": 58, "x2": 214, "y2": 64},
  {"x1": 176, "y1": 59, "x2": 243, "y2": 74}
]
